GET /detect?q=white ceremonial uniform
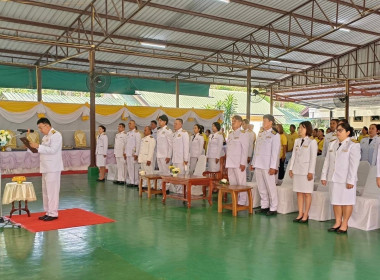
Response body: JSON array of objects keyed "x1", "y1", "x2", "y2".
[
  {"x1": 377, "y1": 143, "x2": 380, "y2": 177},
  {"x1": 125, "y1": 128, "x2": 141, "y2": 185},
  {"x1": 245, "y1": 129, "x2": 255, "y2": 181},
  {"x1": 36, "y1": 128, "x2": 64, "y2": 218},
  {"x1": 171, "y1": 128, "x2": 190, "y2": 193},
  {"x1": 138, "y1": 135, "x2": 156, "y2": 175},
  {"x1": 157, "y1": 125, "x2": 173, "y2": 176},
  {"x1": 321, "y1": 138, "x2": 361, "y2": 205},
  {"x1": 96, "y1": 133, "x2": 108, "y2": 167},
  {"x1": 360, "y1": 135, "x2": 379, "y2": 165},
  {"x1": 288, "y1": 137, "x2": 318, "y2": 193},
  {"x1": 206, "y1": 131, "x2": 224, "y2": 172},
  {"x1": 114, "y1": 131, "x2": 127, "y2": 182},
  {"x1": 152, "y1": 127, "x2": 158, "y2": 169},
  {"x1": 251, "y1": 128, "x2": 281, "y2": 211},
  {"x1": 189, "y1": 133, "x2": 204, "y2": 174},
  {"x1": 322, "y1": 131, "x2": 337, "y2": 157},
  {"x1": 226, "y1": 129, "x2": 249, "y2": 205}
]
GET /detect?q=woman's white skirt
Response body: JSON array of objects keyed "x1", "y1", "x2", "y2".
[
  {"x1": 293, "y1": 174, "x2": 314, "y2": 193},
  {"x1": 96, "y1": 154, "x2": 106, "y2": 167},
  {"x1": 207, "y1": 158, "x2": 220, "y2": 172},
  {"x1": 329, "y1": 181, "x2": 356, "y2": 205}
]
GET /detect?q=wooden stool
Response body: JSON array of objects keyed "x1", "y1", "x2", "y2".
[
  {"x1": 217, "y1": 185, "x2": 253, "y2": 216},
  {"x1": 139, "y1": 174, "x2": 162, "y2": 198}
]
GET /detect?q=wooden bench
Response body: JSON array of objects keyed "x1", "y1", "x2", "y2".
[
  {"x1": 217, "y1": 185, "x2": 253, "y2": 216},
  {"x1": 138, "y1": 174, "x2": 162, "y2": 198}
]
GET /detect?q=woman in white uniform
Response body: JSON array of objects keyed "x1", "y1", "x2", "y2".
[
  {"x1": 289, "y1": 121, "x2": 318, "y2": 223},
  {"x1": 96, "y1": 125, "x2": 108, "y2": 182},
  {"x1": 206, "y1": 122, "x2": 224, "y2": 172},
  {"x1": 321, "y1": 122, "x2": 360, "y2": 234},
  {"x1": 189, "y1": 124, "x2": 204, "y2": 174}
]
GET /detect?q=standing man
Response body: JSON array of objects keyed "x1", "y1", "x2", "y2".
[
  {"x1": 226, "y1": 115, "x2": 249, "y2": 205},
  {"x1": 360, "y1": 123, "x2": 379, "y2": 165},
  {"x1": 114, "y1": 123, "x2": 127, "y2": 185},
  {"x1": 251, "y1": 114, "x2": 281, "y2": 216},
  {"x1": 29, "y1": 118, "x2": 63, "y2": 221},
  {"x1": 138, "y1": 126, "x2": 156, "y2": 175},
  {"x1": 286, "y1": 124, "x2": 298, "y2": 164},
  {"x1": 125, "y1": 120, "x2": 141, "y2": 187},
  {"x1": 171, "y1": 118, "x2": 190, "y2": 193},
  {"x1": 157, "y1": 115, "x2": 173, "y2": 177},
  {"x1": 322, "y1": 119, "x2": 338, "y2": 157},
  {"x1": 242, "y1": 119, "x2": 254, "y2": 181},
  {"x1": 151, "y1": 120, "x2": 158, "y2": 169}
]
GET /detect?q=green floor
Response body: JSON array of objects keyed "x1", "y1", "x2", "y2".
[{"x1": 1, "y1": 174, "x2": 380, "y2": 280}]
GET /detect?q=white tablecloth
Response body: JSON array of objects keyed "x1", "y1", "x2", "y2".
[
  {"x1": 0, "y1": 149, "x2": 116, "y2": 174},
  {"x1": 2, "y1": 182, "x2": 37, "y2": 204}
]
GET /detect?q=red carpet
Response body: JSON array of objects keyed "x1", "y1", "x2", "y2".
[
  {"x1": 8, "y1": 208, "x2": 115, "y2": 233},
  {"x1": 1, "y1": 170, "x2": 88, "y2": 178}
]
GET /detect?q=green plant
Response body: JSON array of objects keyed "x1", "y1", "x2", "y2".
[{"x1": 204, "y1": 93, "x2": 237, "y2": 132}]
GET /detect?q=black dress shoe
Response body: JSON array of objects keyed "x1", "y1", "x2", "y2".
[
  {"x1": 44, "y1": 216, "x2": 58, "y2": 221},
  {"x1": 113, "y1": 181, "x2": 119, "y2": 184},
  {"x1": 255, "y1": 208, "x2": 269, "y2": 214},
  {"x1": 293, "y1": 217, "x2": 303, "y2": 222},
  {"x1": 337, "y1": 228, "x2": 348, "y2": 234},
  {"x1": 118, "y1": 181, "x2": 125, "y2": 185},
  {"x1": 96, "y1": 179, "x2": 105, "y2": 182},
  {"x1": 327, "y1": 226, "x2": 341, "y2": 232},
  {"x1": 39, "y1": 215, "x2": 48, "y2": 220},
  {"x1": 299, "y1": 217, "x2": 309, "y2": 223},
  {"x1": 266, "y1": 210, "x2": 278, "y2": 216}
]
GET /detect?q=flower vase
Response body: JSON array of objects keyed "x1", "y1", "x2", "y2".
[
  {"x1": 172, "y1": 173, "x2": 178, "y2": 177},
  {"x1": 1, "y1": 146, "x2": 5, "y2": 152}
]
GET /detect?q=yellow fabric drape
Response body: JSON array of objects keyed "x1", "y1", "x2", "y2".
[
  {"x1": 163, "y1": 108, "x2": 190, "y2": 118},
  {"x1": 44, "y1": 103, "x2": 85, "y2": 114},
  {"x1": 192, "y1": 108, "x2": 223, "y2": 119},
  {"x1": 0, "y1": 101, "x2": 39, "y2": 112},
  {"x1": 127, "y1": 106, "x2": 158, "y2": 118},
  {"x1": 95, "y1": 105, "x2": 124, "y2": 116}
]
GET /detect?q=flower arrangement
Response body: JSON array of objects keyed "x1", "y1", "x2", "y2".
[
  {"x1": 139, "y1": 170, "x2": 146, "y2": 176},
  {"x1": 169, "y1": 165, "x2": 180, "y2": 176},
  {"x1": 219, "y1": 179, "x2": 229, "y2": 185},
  {"x1": 0, "y1": 130, "x2": 12, "y2": 146},
  {"x1": 12, "y1": 176, "x2": 26, "y2": 184}
]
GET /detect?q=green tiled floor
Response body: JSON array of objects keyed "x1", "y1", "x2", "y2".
[{"x1": 1, "y1": 174, "x2": 380, "y2": 280}]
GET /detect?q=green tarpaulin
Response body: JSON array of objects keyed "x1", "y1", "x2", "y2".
[{"x1": 0, "y1": 64, "x2": 210, "y2": 97}]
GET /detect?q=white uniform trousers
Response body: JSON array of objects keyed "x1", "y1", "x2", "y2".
[
  {"x1": 189, "y1": 157, "x2": 198, "y2": 174},
  {"x1": 228, "y1": 168, "x2": 248, "y2": 205},
  {"x1": 42, "y1": 171, "x2": 61, "y2": 217},
  {"x1": 170, "y1": 162, "x2": 185, "y2": 193},
  {"x1": 157, "y1": 158, "x2": 170, "y2": 190},
  {"x1": 256, "y1": 168, "x2": 278, "y2": 211},
  {"x1": 115, "y1": 157, "x2": 126, "y2": 182},
  {"x1": 126, "y1": 156, "x2": 139, "y2": 185},
  {"x1": 207, "y1": 158, "x2": 220, "y2": 172},
  {"x1": 141, "y1": 163, "x2": 154, "y2": 175}
]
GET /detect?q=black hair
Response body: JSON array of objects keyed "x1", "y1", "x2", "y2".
[
  {"x1": 299, "y1": 121, "x2": 313, "y2": 137},
  {"x1": 37, "y1": 117, "x2": 51, "y2": 126},
  {"x1": 145, "y1": 126, "x2": 152, "y2": 134},
  {"x1": 319, "y1": 128, "x2": 325, "y2": 135},
  {"x1": 151, "y1": 120, "x2": 157, "y2": 125},
  {"x1": 338, "y1": 122, "x2": 354, "y2": 137},
  {"x1": 158, "y1": 114, "x2": 169, "y2": 125},
  {"x1": 212, "y1": 122, "x2": 221, "y2": 131},
  {"x1": 176, "y1": 118, "x2": 183, "y2": 124},
  {"x1": 119, "y1": 123, "x2": 125, "y2": 128},
  {"x1": 194, "y1": 124, "x2": 204, "y2": 134},
  {"x1": 289, "y1": 124, "x2": 296, "y2": 130},
  {"x1": 99, "y1": 125, "x2": 106, "y2": 132}
]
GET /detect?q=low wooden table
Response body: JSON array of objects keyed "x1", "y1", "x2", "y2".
[
  {"x1": 2, "y1": 182, "x2": 37, "y2": 217},
  {"x1": 139, "y1": 174, "x2": 162, "y2": 198},
  {"x1": 217, "y1": 185, "x2": 253, "y2": 216},
  {"x1": 161, "y1": 175, "x2": 213, "y2": 208}
]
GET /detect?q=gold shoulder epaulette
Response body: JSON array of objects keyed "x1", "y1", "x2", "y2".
[
  {"x1": 271, "y1": 130, "x2": 277, "y2": 135},
  {"x1": 330, "y1": 139, "x2": 337, "y2": 142},
  {"x1": 351, "y1": 139, "x2": 358, "y2": 143},
  {"x1": 150, "y1": 135, "x2": 153, "y2": 138},
  {"x1": 241, "y1": 130, "x2": 246, "y2": 133},
  {"x1": 218, "y1": 131, "x2": 223, "y2": 135},
  {"x1": 259, "y1": 128, "x2": 264, "y2": 133},
  {"x1": 166, "y1": 127, "x2": 169, "y2": 130},
  {"x1": 182, "y1": 129, "x2": 187, "y2": 132},
  {"x1": 51, "y1": 130, "x2": 56, "y2": 134}
]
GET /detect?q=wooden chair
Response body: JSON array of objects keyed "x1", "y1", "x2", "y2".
[
  {"x1": 74, "y1": 130, "x2": 87, "y2": 148},
  {"x1": 202, "y1": 156, "x2": 228, "y2": 196}
]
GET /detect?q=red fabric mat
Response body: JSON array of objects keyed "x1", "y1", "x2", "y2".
[{"x1": 8, "y1": 208, "x2": 115, "y2": 233}]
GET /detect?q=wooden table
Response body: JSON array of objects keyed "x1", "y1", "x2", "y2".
[
  {"x1": 138, "y1": 174, "x2": 162, "y2": 198},
  {"x1": 161, "y1": 175, "x2": 213, "y2": 208},
  {"x1": 217, "y1": 185, "x2": 253, "y2": 216}
]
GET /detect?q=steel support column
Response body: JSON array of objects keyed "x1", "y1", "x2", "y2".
[
  {"x1": 345, "y1": 79, "x2": 350, "y2": 120},
  {"x1": 89, "y1": 48, "x2": 96, "y2": 168},
  {"x1": 246, "y1": 69, "x2": 251, "y2": 120},
  {"x1": 270, "y1": 87, "x2": 274, "y2": 115},
  {"x1": 176, "y1": 77, "x2": 179, "y2": 108},
  {"x1": 36, "y1": 67, "x2": 42, "y2": 101}
]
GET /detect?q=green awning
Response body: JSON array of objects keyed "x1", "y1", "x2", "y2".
[{"x1": 0, "y1": 64, "x2": 210, "y2": 97}]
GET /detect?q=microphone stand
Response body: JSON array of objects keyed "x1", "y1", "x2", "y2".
[{"x1": 0, "y1": 132, "x2": 26, "y2": 228}]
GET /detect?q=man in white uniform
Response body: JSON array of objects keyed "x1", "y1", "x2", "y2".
[
  {"x1": 226, "y1": 115, "x2": 249, "y2": 205},
  {"x1": 113, "y1": 123, "x2": 127, "y2": 185},
  {"x1": 151, "y1": 120, "x2": 158, "y2": 170},
  {"x1": 156, "y1": 115, "x2": 173, "y2": 177},
  {"x1": 322, "y1": 119, "x2": 338, "y2": 157},
  {"x1": 30, "y1": 118, "x2": 63, "y2": 221},
  {"x1": 125, "y1": 120, "x2": 141, "y2": 187},
  {"x1": 360, "y1": 123, "x2": 379, "y2": 165},
  {"x1": 138, "y1": 126, "x2": 156, "y2": 175},
  {"x1": 251, "y1": 114, "x2": 281, "y2": 216},
  {"x1": 242, "y1": 119, "x2": 254, "y2": 181},
  {"x1": 171, "y1": 118, "x2": 189, "y2": 193}
]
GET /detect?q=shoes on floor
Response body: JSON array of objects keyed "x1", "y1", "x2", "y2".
[
  {"x1": 38, "y1": 215, "x2": 48, "y2": 220},
  {"x1": 299, "y1": 217, "x2": 309, "y2": 223},
  {"x1": 96, "y1": 178, "x2": 105, "y2": 182},
  {"x1": 337, "y1": 227, "x2": 348, "y2": 234},
  {"x1": 255, "y1": 208, "x2": 269, "y2": 214},
  {"x1": 327, "y1": 226, "x2": 341, "y2": 232},
  {"x1": 44, "y1": 216, "x2": 58, "y2": 221},
  {"x1": 266, "y1": 210, "x2": 278, "y2": 216},
  {"x1": 293, "y1": 217, "x2": 303, "y2": 222}
]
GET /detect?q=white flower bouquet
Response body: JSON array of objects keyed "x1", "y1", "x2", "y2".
[
  {"x1": 0, "y1": 130, "x2": 11, "y2": 146},
  {"x1": 219, "y1": 178, "x2": 229, "y2": 185}
]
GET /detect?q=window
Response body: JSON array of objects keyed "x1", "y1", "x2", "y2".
[
  {"x1": 353, "y1": 116, "x2": 363, "y2": 122},
  {"x1": 371, "y1": 116, "x2": 380, "y2": 121}
]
